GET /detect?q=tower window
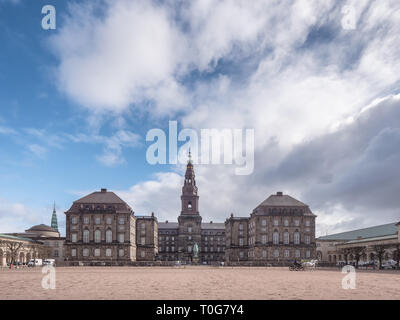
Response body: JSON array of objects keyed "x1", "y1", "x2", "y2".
[{"x1": 188, "y1": 202, "x2": 192, "y2": 210}]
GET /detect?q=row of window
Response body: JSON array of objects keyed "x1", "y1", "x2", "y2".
[
  {"x1": 238, "y1": 249, "x2": 311, "y2": 259},
  {"x1": 159, "y1": 246, "x2": 226, "y2": 253},
  {"x1": 247, "y1": 233, "x2": 311, "y2": 245},
  {"x1": 249, "y1": 219, "x2": 311, "y2": 228},
  {"x1": 70, "y1": 248, "x2": 125, "y2": 258},
  {"x1": 80, "y1": 204, "x2": 115, "y2": 211},
  {"x1": 71, "y1": 216, "x2": 126, "y2": 225},
  {"x1": 71, "y1": 230, "x2": 126, "y2": 243},
  {"x1": 158, "y1": 236, "x2": 224, "y2": 242}
]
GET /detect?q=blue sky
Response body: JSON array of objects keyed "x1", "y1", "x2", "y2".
[{"x1": 1, "y1": 0, "x2": 400, "y2": 236}]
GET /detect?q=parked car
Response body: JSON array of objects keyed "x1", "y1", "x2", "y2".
[
  {"x1": 43, "y1": 259, "x2": 56, "y2": 266},
  {"x1": 336, "y1": 261, "x2": 347, "y2": 268},
  {"x1": 382, "y1": 259, "x2": 397, "y2": 270},
  {"x1": 27, "y1": 259, "x2": 43, "y2": 267}
]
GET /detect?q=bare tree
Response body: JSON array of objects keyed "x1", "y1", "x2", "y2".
[
  {"x1": 393, "y1": 243, "x2": 400, "y2": 269},
  {"x1": 0, "y1": 240, "x2": 24, "y2": 266},
  {"x1": 372, "y1": 245, "x2": 387, "y2": 269},
  {"x1": 29, "y1": 243, "x2": 51, "y2": 263},
  {"x1": 339, "y1": 248, "x2": 352, "y2": 264},
  {"x1": 350, "y1": 246, "x2": 365, "y2": 268}
]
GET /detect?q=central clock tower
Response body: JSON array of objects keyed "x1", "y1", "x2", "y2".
[{"x1": 178, "y1": 151, "x2": 202, "y2": 262}]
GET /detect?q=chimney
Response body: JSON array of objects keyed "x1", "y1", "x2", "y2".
[
  {"x1": 101, "y1": 188, "x2": 107, "y2": 193},
  {"x1": 210, "y1": 221, "x2": 213, "y2": 224},
  {"x1": 277, "y1": 191, "x2": 283, "y2": 196},
  {"x1": 151, "y1": 212, "x2": 154, "y2": 217},
  {"x1": 166, "y1": 220, "x2": 168, "y2": 223}
]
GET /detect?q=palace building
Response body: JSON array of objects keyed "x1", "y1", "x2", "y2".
[
  {"x1": 64, "y1": 189, "x2": 137, "y2": 264},
  {"x1": 225, "y1": 192, "x2": 317, "y2": 264},
  {"x1": 62, "y1": 154, "x2": 317, "y2": 265}
]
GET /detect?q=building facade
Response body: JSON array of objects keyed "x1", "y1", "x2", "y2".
[
  {"x1": 225, "y1": 192, "x2": 317, "y2": 264},
  {"x1": 64, "y1": 189, "x2": 137, "y2": 264},
  {"x1": 157, "y1": 156, "x2": 225, "y2": 263},
  {"x1": 0, "y1": 234, "x2": 43, "y2": 266},
  {"x1": 316, "y1": 222, "x2": 400, "y2": 265},
  {"x1": 136, "y1": 213, "x2": 158, "y2": 261},
  {"x1": 61, "y1": 157, "x2": 318, "y2": 265},
  {"x1": 3, "y1": 223, "x2": 65, "y2": 264}
]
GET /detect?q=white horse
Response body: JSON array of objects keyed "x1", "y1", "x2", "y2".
[{"x1": 302, "y1": 259, "x2": 318, "y2": 271}]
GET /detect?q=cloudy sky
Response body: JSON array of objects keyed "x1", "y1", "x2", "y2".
[{"x1": 0, "y1": 0, "x2": 399, "y2": 236}]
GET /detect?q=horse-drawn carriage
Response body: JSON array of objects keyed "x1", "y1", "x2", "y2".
[{"x1": 289, "y1": 259, "x2": 318, "y2": 271}]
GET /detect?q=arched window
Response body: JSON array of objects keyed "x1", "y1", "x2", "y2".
[
  {"x1": 317, "y1": 251, "x2": 322, "y2": 260},
  {"x1": 283, "y1": 231, "x2": 289, "y2": 244},
  {"x1": 83, "y1": 229, "x2": 89, "y2": 243},
  {"x1": 273, "y1": 231, "x2": 279, "y2": 245},
  {"x1": 106, "y1": 229, "x2": 112, "y2": 243},
  {"x1": 94, "y1": 229, "x2": 101, "y2": 243},
  {"x1": 188, "y1": 202, "x2": 192, "y2": 210},
  {"x1": 294, "y1": 231, "x2": 300, "y2": 245}
]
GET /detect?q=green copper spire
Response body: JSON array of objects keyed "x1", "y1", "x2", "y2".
[{"x1": 51, "y1": 202, "x2": 58, "y2": 231}]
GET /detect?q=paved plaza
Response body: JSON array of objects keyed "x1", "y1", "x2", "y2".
[{"x1": 0, "y1": 266, "x2": 399, "y2": 300}]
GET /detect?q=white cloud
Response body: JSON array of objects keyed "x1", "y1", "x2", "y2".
[
  {"x1": 0, "y1": 125, "x2": 17, "y2": 135},
  {"x1": 51, "y1": 0, "x2": 187, "y2": 114},
  {"x1": 117, "y1": 172, "x2": 182, "y2": 220},
  {"x1": 28, "y1": 144, "x2": 47, "y2": 158},
  {"x1": 67, "y1": 129, "x2": 141, "y2": 166},
  {"x1": 0, "y1": 198, "x2": 41, "y2": 233},
  {"x1": 48, "y1": 0, "x2": 400, "y2": 234}
]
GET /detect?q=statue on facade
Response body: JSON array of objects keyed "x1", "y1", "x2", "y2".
[{"x1": 193, "y1": 242, "x2": 199, "y2": 258}]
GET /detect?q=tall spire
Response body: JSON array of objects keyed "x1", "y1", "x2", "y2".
[
  {"x1": 51, "y1": 202, "x2": 58, "y2": 231},
  {"x1": 188, "y1": 148, "x2": 192, "y2": 164},
  {"x1": 181, "y1": 149, "x2": 199, "y2": 215}
]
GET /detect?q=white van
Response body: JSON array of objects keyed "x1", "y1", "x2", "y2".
[
  {"x1": 27, "y1": 259, "x2": 42, "y2": 267},
  {"x1": 43, "y1": 259, "x2": 55, "y2": 266}
]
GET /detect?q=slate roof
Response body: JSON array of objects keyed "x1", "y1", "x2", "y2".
[
  {"x1": 201, "y1": 223, "x2": 225, "y2": 230},
  {"x1": 74, "y1": 189, "x2": 127, "y2": 205},
  {"x1": 342, "y1": 234, "x2": 398, "y2": 245},
  {"x1": 0, "y1": 234, "x2": 37, "y2": 243},
  {"x1": 257, "y1": 193, "x2": 308, "y2": 207},
  {"x1": 317, "y1": 222, "x2": 398, "y2": 241},
  {"x1": 158, "y1": 222, "x2": 179, "y2": 229}
]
